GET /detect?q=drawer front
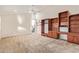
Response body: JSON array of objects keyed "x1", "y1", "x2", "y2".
[{"x1": 68, "y1": 35, "x2": 74, "y2": 42}]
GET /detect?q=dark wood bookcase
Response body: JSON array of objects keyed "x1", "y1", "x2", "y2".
[
  {"x1": 41, "y1": 19, "x2": 49, "y2": 36},
  {"x1": 41, "y1": 11, "x2": 79, "y2": 44},
  {"x1": 68, "y1": 14, "x2": 79, "y2": 44},
  {"x1": 48, "y1": 18, "x2": 59, "y2": 38},
  {"x1": 59, "y1": 11, "x2": 69, "y2": 31},
  {"x1": 58, "y1": 11, "x2": 69, "y2": 40}
]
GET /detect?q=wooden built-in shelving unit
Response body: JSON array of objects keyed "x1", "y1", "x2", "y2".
[
  {"x1": 41, "y1": 11, "x2": 79, "y2": 44},
  {"x1": 68, "y1": 14, "x2": 79, "y2": 44},
  {"x1": 58, "y1": 11, "x2": 69, "y2": 40}
]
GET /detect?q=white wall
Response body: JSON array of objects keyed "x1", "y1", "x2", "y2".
[
  {"x1": 0, "y1": 16, "x2": 1, "y2": 38},
  {"x1": 1, "y1": 13, "x2": 31, "y2": 37},
  {"x1": 36, "y1": 5, "x2": 79, "y2": 19}
]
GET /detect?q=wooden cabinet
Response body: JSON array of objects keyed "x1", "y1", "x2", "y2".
[
  {"x1": 68, "y1": 33, "x2": 79, "y2": 44},
  {"x1": 48, "y1": 31, "x2": 58, "y2": 39}
]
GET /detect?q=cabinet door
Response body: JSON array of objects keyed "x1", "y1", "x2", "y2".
[
  {"x1": 74, "y1": 36, "x2": 79, "y2": 44},
  {"x1": 48, "y1": 31, "x2": 52, "y2": 37},
  {"x1": 77, "y1": 37, "x2": 79, "y2": 44},
  {"x1": 52, "y1": 31, "x2": 58, "y2": 39},
  {"x1": 68, "y1": 34, "x2": 79, "y2": 44},
  {"x1": 48, "y1": 31, "x2": 57, "y2": 38},
  {"x1": 51, "y1": 31, "x2": 54, "y2": 38},
  {"x1": 68, "y1": 35, "x2": 74, "y2": 42}
]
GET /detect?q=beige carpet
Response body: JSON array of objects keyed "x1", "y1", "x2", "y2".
[{"x1": 0, "y1": 33, "x2": 79, "y2": 53}]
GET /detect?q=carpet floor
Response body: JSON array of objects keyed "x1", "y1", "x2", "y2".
[{"x1": 0, "y1": 33, "x2": 79, "y2": 53}]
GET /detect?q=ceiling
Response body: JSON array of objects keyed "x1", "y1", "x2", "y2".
[
  {"x1": 0, "y1": 5, "x2": 79, "y2": 16},
  {"x1": 0, "y1": 5, "x2": 32, "y2": 15}
]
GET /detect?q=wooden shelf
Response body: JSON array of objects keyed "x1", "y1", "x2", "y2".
[
  {"x1": 59, "y1": 11, "x2": 69, "y2": 27},
  {"x1": 52, "y1": 18, "x2": 59, "y2": 31},
  {"x1": 69, "y1": 14, "x2": 79, "y2": 33},
  {"x1": 58, "y1": 32, "x2": 68, "y2": 34},
  {"x1": 48, "y1": 31, "x2": 58, "y2": 38}
]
